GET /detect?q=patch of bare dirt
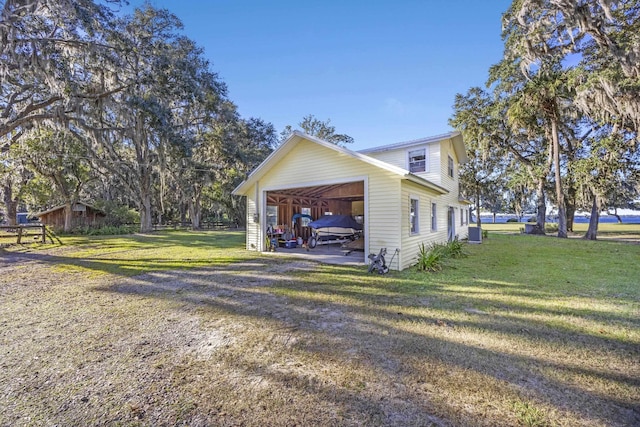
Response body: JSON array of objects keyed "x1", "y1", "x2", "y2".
[{"x1": 2, "y1": 248, "x2": 637, "y2": 426}]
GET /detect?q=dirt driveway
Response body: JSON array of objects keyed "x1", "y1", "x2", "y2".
[
  {"x1": 2, "y1": 247, "x2": 638, "y2": 426},
  {"x1": 0, "y1": 250, "x2": 452, "y2": 427}
]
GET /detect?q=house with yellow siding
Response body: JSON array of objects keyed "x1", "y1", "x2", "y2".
[{"x1": 232, "y1": 130, "x2": 469, "y2": 271}]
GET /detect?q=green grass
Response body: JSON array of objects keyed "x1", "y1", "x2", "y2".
[
  {"x1": 3, "y1": 230, "x2": 250, "y2": 276},
  {"x1": 2, "y1": 230, "x2": 639, "y2": 426},
  {"x1": 269, "y1": 233, "x2": 640, "y2": 424},
  {"x1": 481, "y1": 220, "x2": 640, "y2": 236}
]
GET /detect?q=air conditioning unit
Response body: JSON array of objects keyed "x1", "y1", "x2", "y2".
[{"x1": 468, "y1": 226, "x2": 482, "y2": 244}]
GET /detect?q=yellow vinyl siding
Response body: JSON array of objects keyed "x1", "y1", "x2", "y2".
[
  {"x1": 400, "y1": 181, "x2": 449, "y2": 270},
  {"x1": 438, "y1": 140, "x2": 469, "y2": 244},
  {"x1": 424, "y1": 144, "x2": 441, "y2": 185},
  {"x1": 246, "y1": 139, "x2": 402, "y2": 266},
  {"x1": 364, "y1": 149, "x2": 406, "y2": 170},
  {"x1": 238, "y1": 134, "x2": 467, "y2": 271},
  {"x1": 245, "y1": 186, "x2": 260, "y2": 250},
  {"x1": 440, "y1": 140, "x2": 457, "y2": 190},
  {"x1": 366, "y1": 143, "x2": 443, "y2": 185}
]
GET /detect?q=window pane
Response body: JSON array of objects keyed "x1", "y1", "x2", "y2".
[
  {"x1": 409, "y1": 149, "x2": 426, "y2": 173},
  {"x1": 410, "y1": 198, "x2": 419, "y2": 234},
  {"x1": 301, "y1": 207, "x2": 311, "y2": 227},
  {"x1": 266, "y1": 206, "x2": 278, "y2": 228},
  {"x1": 431, "y1": 203, "x2": 437, "y2": 231}
]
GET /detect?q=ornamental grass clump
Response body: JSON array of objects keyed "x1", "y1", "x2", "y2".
[
  {"x1": 416, "y1": 242, "x2": 445, "y2": 272},
  {"x1": 442, "y1": 238, "x2": 467, "y2": 259},
  {"x1": 415, "y1": 239, "x2": 467, "y2": 272}
]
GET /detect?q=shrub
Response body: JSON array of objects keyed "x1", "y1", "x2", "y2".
[
  {"x1": 415, "y1": 239, "x2": 467, "y2": 272},
  {"x1": 506, "y1": 218, "x2": 518, "y2": 223},
  {"x1": 416, "y1": 243, "x2": 445, "y2": 272},
  {"x1": 66, "y1": 224, "x2": 138, "y2": 236},
  {"x1": 545, "y1": 223, "x2": 559, "y2": 233},
  {"x1": 442, "y1": 238, "x2": 467, "y2": 258},
  {"x1": 93, "y1": 200, "x2": 139, "y2": 226}
]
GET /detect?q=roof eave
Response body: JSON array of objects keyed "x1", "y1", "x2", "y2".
[
  {"x1": 232, "y1": 130, "x2": 426, "y2": 195},
  {"x1": 359, "y1": 131, "x2": 460, "y2": 154},
  {"x1": 451, "y1": 132, "x2": 468, "y2": 164},
  {"x1": 405, "y1": 174, "x2": 448, "y2": 194},
  {"x1": 232, "y1": 132, "x2": 303, "y2": 196}
]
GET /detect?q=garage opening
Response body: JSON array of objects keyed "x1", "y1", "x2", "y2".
[{"x1": 265, "y1": 180, "x2": 365, "y2": 262}]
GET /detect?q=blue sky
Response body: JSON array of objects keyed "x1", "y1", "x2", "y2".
[{"x1": 137, "y1": 0, "x2": 512, "y2": 150}]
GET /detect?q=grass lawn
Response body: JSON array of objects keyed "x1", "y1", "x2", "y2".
[
  {"x1": 481, "y1": 221, "x2": 640, "y2": 241},
  {"x1": 1, "y1": 230, "x2": 639, "y2": 426}
]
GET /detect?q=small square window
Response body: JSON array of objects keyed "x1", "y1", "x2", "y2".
[{"x1": 409, "y1": 149, "x2": 426, "y2": 173}]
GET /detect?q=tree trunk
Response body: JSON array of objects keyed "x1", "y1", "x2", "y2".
[
  {"x1": 584, "y1": 195, "x2": 600, "y2": 240},
  {"x1": 565, "y1": 174, "x2": 578, "y2": 232},
  {"x1": 3, "y1": 184, "x2": 18, "y2": 226},
  {"x1": 552, "y1": 119, "x2": 567, "y2": 238},
  {"x1": 189, "y1": 195, "x2": 202, "y2": 230},
  {"x1": 532, "y1": 178, "x2": 546, "y2": 234},
  {"x1": 566, "y1": 180, "x2": 577, "y2": 232},
  {"x1": 608, "y1": 208, "x2": 622, "y2": 224},
  {"x1": 139, "y1": 194, "x2": 153, "y2": 233},
  {"x1": 475, "y1": 187, "x2": 482, "y2": 226},
  {"x1": 64, "y1": 202, "x2": 74, "y2": 232},
  {"x1": 180, "y1": 202, "x2": 187, "y2": 225}
]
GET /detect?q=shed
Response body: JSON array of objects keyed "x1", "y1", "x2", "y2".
[{"x1": 36, "y1": 202, "x2": 105, "y2": 229}]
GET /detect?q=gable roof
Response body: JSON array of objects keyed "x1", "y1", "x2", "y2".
[
  {"x1": 358, "y1": 131, "x2": 468, "y2": 164},
  {"x1": 232, "y1": 131, "x2": 449, "y2": 196},
  {"x1": 35, "y1": 202, "x2": 103, "y2": 217}
]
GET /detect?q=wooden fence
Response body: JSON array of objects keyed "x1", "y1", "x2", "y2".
[
  {"x1": 0, "y1": 224, "x2": 48, "y2": 244},
  {"x1": 151, "y1": 221, "x2": 236, "y2": 231}
]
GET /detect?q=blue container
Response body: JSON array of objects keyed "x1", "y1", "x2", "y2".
[{"x1": 284, "y1": 240, "x2": 297, "y2": 249}]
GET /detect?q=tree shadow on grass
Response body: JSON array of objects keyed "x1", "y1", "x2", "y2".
[
  {"x1": 295, "y1": 266, "x2": 640, "y2": 338},
  {"x1": 92, "y1": 260, "x2": 640, "y2": 426}
]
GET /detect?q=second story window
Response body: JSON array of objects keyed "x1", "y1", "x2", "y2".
[
  {"x1": 408, "y1": 148, "x2": 427, "y2": 173},
  {"x1": 448, "y1": 155, "x2": 454, "y2": 177}
]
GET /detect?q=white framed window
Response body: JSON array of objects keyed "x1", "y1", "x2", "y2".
[
  {"x1": 266, "y1": 205, "x2": 278, "y2": 228},
  {"x1": 410, "y1": 197, "x2": 419, "y2": 234},
  {"x1": 431, "y1": 203, "x2": 437, "y2": 231},
  {"x1": 301, "y1": 207, "x2": 311, "y2": 227},
  {"x1": 408, "y1": 148, "x2": 427, "y2": 173},
  {"x1": 460, "y1": 207, "x2": 464, "y2": 226},
  {"x1": 448, "y1": 155, "x2": 454, "y2": 178}
]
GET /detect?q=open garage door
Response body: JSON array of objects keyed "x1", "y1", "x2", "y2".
[{"x1": 264, "y1": 180, "x2": 366, "y2": 262}]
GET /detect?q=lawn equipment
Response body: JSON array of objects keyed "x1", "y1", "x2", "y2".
[{"x1": 367, "y1": 247, "x2": 399, "y2": 274}]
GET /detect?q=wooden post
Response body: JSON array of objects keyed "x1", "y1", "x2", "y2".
[
  {"x1": 41, "y1": 225, "x2": 46, "y2": 244},
  {"x1": 17, "y1": 226, "x2": 23, "y2": 244}
]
